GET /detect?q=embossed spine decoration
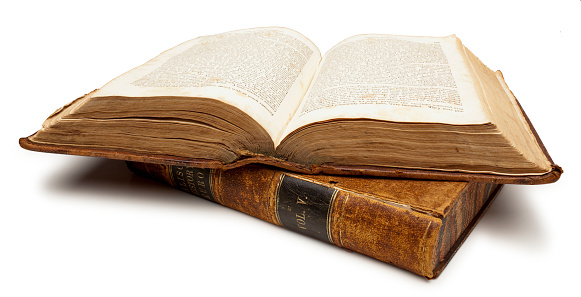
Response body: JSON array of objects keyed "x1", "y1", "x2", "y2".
[{"x1": 126, "y1": 161, "x2": 502, "y2": 279}]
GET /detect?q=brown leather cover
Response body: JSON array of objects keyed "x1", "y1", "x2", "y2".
[
  {"x1": 126, "y1": 161, "x2": 503, "y2": 279},
  {"x1": 19, "y1": 136, "x2": 561, "y2": 185}
]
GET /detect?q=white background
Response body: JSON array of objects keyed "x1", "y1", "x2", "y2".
[{"x1": 1, "y1": 1, "x2": 579, "y2": 296}]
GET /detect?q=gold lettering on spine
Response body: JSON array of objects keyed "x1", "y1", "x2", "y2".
[
  {"x1": 195, "y1": 170, "x2": 209, "y2": 199},
  {"x1": 186, "y1": 168, "x2": 196, "y2": 194},
  {"x1": 296, "y1": 211, "x2": 307, "y2": 230},
  {"x1": 296, "y1": 196, "x2": 308, "y2": 229},
  {"x1": 169, "y1": 166, "x2": 215, "y2": 202},
  {"x1": 274, "y1": 174, "x2": 339, "y2": 244},
  {"x1": 173, "y1": 166, "x2": 188, "y2": 191}
]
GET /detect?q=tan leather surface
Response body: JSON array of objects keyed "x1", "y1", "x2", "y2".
[{"x1": 127, "y1": 162, "x2": 502, "y2": 278}]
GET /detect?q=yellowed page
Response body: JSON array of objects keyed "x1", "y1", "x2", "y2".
[
  {"x1": 91, "y1": 27, "x2": 321, "y2": 143},
  {"x1": 279, "y1": 34, "x2": 490, "y2": 145},
  {"x1": 461, "y1": 45, "x2": 552, "y2": 173}
]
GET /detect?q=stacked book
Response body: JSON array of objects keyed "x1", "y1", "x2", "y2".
[{"x1": 20, "y1": 27, "x2": 561, "y2": 279}]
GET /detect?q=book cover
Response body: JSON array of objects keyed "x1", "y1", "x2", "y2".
[{"x1": 127, "y1": 161, "x2": 503, "y2": 278}]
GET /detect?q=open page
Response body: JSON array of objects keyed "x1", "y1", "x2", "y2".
[
  {"x1": 91, "y1": 27, "x2": 321, "y2": 142},
  {"x1": 279, "y1": 34, "x2": 490, "y2": 145}
]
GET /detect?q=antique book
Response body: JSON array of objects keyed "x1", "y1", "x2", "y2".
[
  {"x1": 20, "y1": 27, "x2": 561, "y2": 184},
  {"x1": 127, "y1": 161, "x2": 503, "y2": 279}
]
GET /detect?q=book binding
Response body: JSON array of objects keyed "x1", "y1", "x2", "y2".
[
  {"x1": 19, "y1": 136, "x2": 561, "y2": 185},
  {"x1": 126, "y1": 161, "x2": 503, "y2": 279}
]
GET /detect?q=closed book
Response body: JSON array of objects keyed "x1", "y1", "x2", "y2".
[{"x1": 127, "y1": 161, "x2": 503, "y2": 279}]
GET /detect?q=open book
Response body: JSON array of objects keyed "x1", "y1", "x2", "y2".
[{"x1": 20, "y1": 27, "x2": 561, "y2": 183}]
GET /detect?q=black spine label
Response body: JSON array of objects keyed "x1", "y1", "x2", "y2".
[
  {"x1": 170, "y1": 166, "x2": 215, "y2": 202},
  {"x1": 275, "y1": 174, "x2": 338, "y2": 244}
]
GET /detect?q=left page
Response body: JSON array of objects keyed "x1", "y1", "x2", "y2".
[{"x1": 91, "y1": 27, "x2": 321, "y2": 143}]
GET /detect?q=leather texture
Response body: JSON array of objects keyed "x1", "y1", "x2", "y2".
[{"x1": 126, "y1": 161, "x2": 503, "y2": 279}]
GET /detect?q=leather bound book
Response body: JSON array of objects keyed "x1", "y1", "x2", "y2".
[
  {"x1": 126, "y1": 161, "x2": 503, "y2": 279},
  {"x1": 19, "y1": 27, "x2": 562, "y2": 184}
]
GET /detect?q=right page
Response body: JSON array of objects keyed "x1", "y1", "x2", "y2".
[{"x1": 280, "y1": 34, "x2": 490, "y2": 144}]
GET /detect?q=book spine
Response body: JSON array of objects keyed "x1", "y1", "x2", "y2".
[{"x1": 126, "y1": 162, "x2": 496, "y2": 278}]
